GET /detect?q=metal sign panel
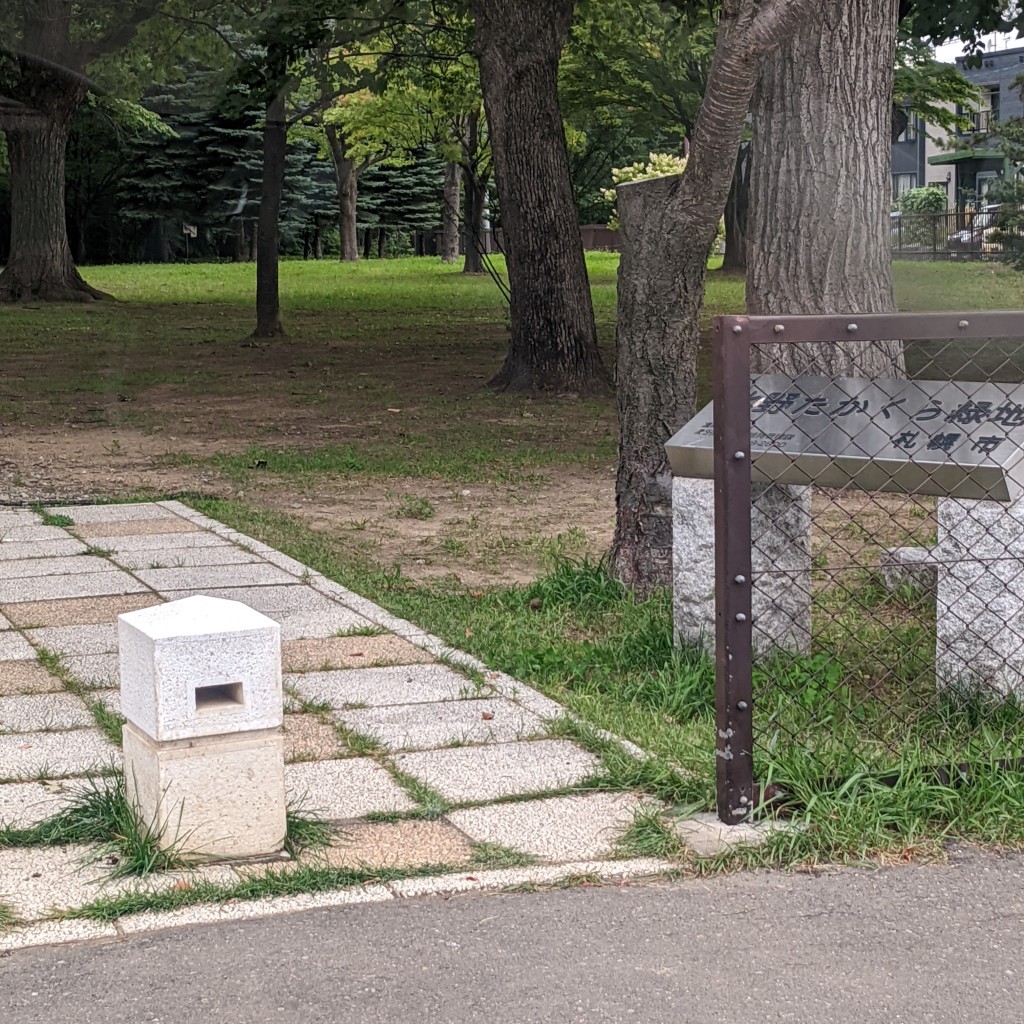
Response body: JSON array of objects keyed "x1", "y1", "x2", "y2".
[{"x1": 666, "y1": 374, "x2": 1024, "y2": 501}]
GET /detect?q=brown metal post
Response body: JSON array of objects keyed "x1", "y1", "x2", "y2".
[{"x1": 713, "y1": 316, "x2": 755, "y2": 824}]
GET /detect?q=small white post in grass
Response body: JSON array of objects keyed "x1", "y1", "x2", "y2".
[{"x1": 118, "y1": 595, "x2": 286, "y2": 858}]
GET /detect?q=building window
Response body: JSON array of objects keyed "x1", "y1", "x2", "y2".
[
  {"x1": 895, "y1": 115, "x2": 918, "y2": 143},
  {"x1": 893, "y1": 173, "x2": 917, "y2": 199}
]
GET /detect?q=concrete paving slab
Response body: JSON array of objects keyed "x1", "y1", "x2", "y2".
[
  {"x1": 282, "y1": 635, "x2": 432, "y2": 672},
  {"x1": 386, "y1": 857, "x2": 672, "y2": 898},
  {"x1": 0, "y1": 779, "x2": 76, "y2": 828},
  {"x1": 0, "y1": 661, "x2": 63, "y2": 695},
  {"x1": 25, "y1": 624, "x2": 119, "y2": 656},
  {"x1": 158, "y1": 585, "x2": 337, "y2": 614},
  {"x1": 0, "y1": 612, "x2": 10, "y2": 629},
  {"x1": 90, "y1": 532, "x2": 231, "y2": 554},
  {"x1": 0, "y1": 511, "x2": 42, "y2": 528},
  {"x1": 0, "y1": 632, "x2": 36, "y2": 660},
  {"x1": 0, "y1": 555, "x2": 114, "y2": 581},
  {"x1": 134, "y1": 563, "x2": 297, "y2": 591},
  {"x1": 73, "y1": 519, "x2": 200, "y2": 539},
  {"x1": 0, "y1": 844, "x2": 114, "y2": 920},
  {"x1": 0, "y1": 729, "x2": 118, "y2": 780},
  {"x1": 112, "y1": 546, "x2": 262, "y2": 572},
  {"x1": 63, "y1": 654, "x2": 119, "y2": 688},
  {"x1": 671, "y1": 812, "x2": 793, "y2": 857},
  {"x1": 0, "y1": 525, "x2": 73, "y2": 543},
  {"x1": 446, "y1": 792, "x2": 645, "y2": 861},
  {"x1": 307, "y1": 820, "x2": 474, "y2": 870},
  {"x1": 394, "y1": 739, "x2": 600, "y2": 802},
  {"x1": 340, "y1": 699, "x2": 546, "y2": 752},
  {"x1": 0, "y1": 694, "x2": 94, "y2": 732},
  {"x1": 289, "y1": 664, "x2": 483, "y2": 710},
  {"x1": 283, "y1": 714, "x2": 346, "y2": 762},
  {"x1": 114, "y1": 884, "x2": 393, "y2": 936},
  {"x1": 46, "y1": 504, "x2": 176, "y2": 524},
  {"x1": 284, "y1": 759, "x2": 415, "y2": 819},
  {"x1": 2, "y1": 593, "x2": 162, "y2": 628},
  {"x1": 0, "y1": 539, "x2": 90, "y2": 561},
  {"x1": 276, "y1": 608, "x2": 376, "y2": 641},
  {"x1": 0, "y1": 572, "x2": 149, "y2": 605},
  {"x1": 0, "y1": 918, "x2": 119, "y2": 953}
]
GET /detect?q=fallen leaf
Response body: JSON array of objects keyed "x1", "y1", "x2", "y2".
[
  {"x1": 465, "y1": 628, "x2": 472, "y2": 638},
  {"x1": 481, "y1": 711, "x2": 495, "y2": 721},
  {"x1": 386, "y1": 407, "x2": 402, "y2": 413},
  {"x1": 350, "y1": 651, "x2": 364, "y2": 657},
  {"x1": 173, "y1": 880, "x2": 193, "y2": 891}
]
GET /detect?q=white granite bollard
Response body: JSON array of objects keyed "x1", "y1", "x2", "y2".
[
  {"x1": 673, "y1": 478, "x2": 812, "y2": 655},
  {"x1": 119, "y1": 595, "x2": 286, "y2": 858},
  {"x1": 936, "y1": 497, "x2": 1024, "y2": 697}
]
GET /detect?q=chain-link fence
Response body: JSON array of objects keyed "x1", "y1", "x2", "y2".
[{"x1": 701, "y1": 312, "x2": 1024, "y2": 822}]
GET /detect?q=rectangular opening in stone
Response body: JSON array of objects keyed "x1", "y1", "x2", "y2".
[{"x1": 194, "y1": 681, "x2": 245, "y2": 714}]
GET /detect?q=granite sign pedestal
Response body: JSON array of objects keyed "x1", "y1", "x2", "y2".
[
  {"x1": 119, "y1": 595, "x2": 286, "y2": 858},
  {"x1": 667, "y1": 373, "x2": 1024, "y2": 693}
]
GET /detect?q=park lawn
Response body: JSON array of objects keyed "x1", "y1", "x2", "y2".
[{"x1": 5, "y1": 254, "x2": 1024, "y2": 869}]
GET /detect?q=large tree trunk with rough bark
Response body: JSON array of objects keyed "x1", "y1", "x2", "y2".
[
  {"x1": 746, "y1": 0, "x2": 902, "y2": 376},
  {"x1": 441, "y1": 162, "x2": 461, "y2": 263},
  {"x1": 610, "y1": 0, "x2": 815, "y2": 594},
  {"x1": 0, "y1": 90, "x2": 106, "y2": 302},
  {"x1": 326, "y1": 124, "x2": 360, "y2": 263},
  {"x1": 471, "y1": 0, "x2": 609, "y2": 394},
  {"x1": 252, "y1": 86, "x2": 287, "y2": 340}
]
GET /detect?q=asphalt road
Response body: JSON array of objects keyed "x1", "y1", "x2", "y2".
[{"x1": 4, "y1": 848, "x2": 1022, "y2": 1024}]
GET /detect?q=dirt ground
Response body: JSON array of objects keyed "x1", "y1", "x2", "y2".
[{"x1": 0, "y1": 301, "x2": 619, "y2": 587}]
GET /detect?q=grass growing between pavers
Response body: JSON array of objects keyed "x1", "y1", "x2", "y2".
[
  {"x1": 0, "y1": 775, "x2": 190, "y2": 878},
  {"x1": 36, "y1": 648, "x2": 126, "y2": 745},
  {"x1": 186, "y1": 498, "x2": 1024, "y2": 871},
  {"x1": 0, "y1": 902, "x2": 16, "y2": 930}
]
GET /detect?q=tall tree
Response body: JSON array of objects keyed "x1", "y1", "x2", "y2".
[
  {"x1": 470, "y1": 0, "x2": 609, "y2": 394},
  {"x1": 0, "y1": 0, "x2": 167, "y2": 301},
  {"x1": 745, "y1": 0, "x2": 905, "y2": 381},
  {"x1": 610, "y1": 0, "x2": 814, "y2": 593}
]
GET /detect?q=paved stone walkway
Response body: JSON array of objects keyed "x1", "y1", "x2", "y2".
[{"x1": 0, "y1": 501, "x2": 676, "y2": 952}]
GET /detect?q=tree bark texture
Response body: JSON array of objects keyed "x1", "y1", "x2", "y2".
[
  {"x1": 0, "y1": 109, "x2": 107, "y2": 301},
  {"x1": 610, "y1": 0, "x2": 816, "y2": 595},
  {"x1": 326, "y1": 124, "x2": 360, "y2": 263},
  {"x1": 253, "y1": 88, "x2": 288, "y2": 339},
  {"x1": 471, "y1": 0, "x2": 609, "y2": 394},
  {"x1": 722, "y1": 142, "x2": 750, "y2": 272},
  {"x1": 462, "y1": 165, "x2": 485, "y2": 274},
  {"x1": 0, "y1": 0, "x2": 154, "y2": 302},
  {"x1": 746, "y1": 0, "x2": 902, "y2": 377},
  {"x1": 441, "y1": 162, "x2": 461, "y2": 263}
]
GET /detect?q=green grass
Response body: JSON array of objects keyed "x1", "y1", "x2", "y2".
[
  {"x1": 0, "y1": 902, "x2": 17, "y2": 930},
  {"x1": 284, "y1": 806, "x2": 334, "y2": 859},
  {"x1": 469, "y1": 842, "x2": 538, "y2": 869},
  {"x1": 58, "y1": 860, "x2": 464, "y2": 923},
  {"x1": 0, "y1": 775, "x2": 191, "y2": 878},
  {"x1": 181, "y1": 496, "x2": 1024, "y2": 869},
  {"x1": 37, "y1": 648, "x2": 127, "y2": 745}
]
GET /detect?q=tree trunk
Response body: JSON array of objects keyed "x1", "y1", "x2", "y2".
[
  {"x1": 252, "y1": 87, "x2": 287, "y2": 340},
  {"x1": 362, "y1": 228, "x2": 373, "y2": 260},
  {"x1": 377, "y1": 227, "x2": 387, "y2": 260},
  {"x1": 462, "y1": 166, "x2": 486, "y2": 274},
  {"x1": 441, "y1": 161, "x2": 461, "y2": 263},
  {"x1": 326, "y1": 124, "x2": 360, "y2": 263},
  {"x1": 610, "y1": 0, "x2": 815, "y2": 594},
  {"x1": 471, "y1": 0, "x2": 609, "y2": 394},
  {"x1": 722, "y1": 142, "x2": 750, "y2": 272},
  {"x1": 0, "y1": 104, "x2": 107, "y2": 302},
  {"x1": 746, "y1": 0, "x2": 902, "y2": 376}
]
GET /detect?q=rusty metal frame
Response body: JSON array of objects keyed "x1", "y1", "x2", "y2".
[
  {"x1": 713, "y1": 318, "x2": 754, "y2": 823},
  {"x1": 711, "y1": 310, "x2": 1024, "y2": 825}
]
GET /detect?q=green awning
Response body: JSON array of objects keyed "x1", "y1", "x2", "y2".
[{"x1": 928, "y1": 149, "x2": 1003, "y2": 165}]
